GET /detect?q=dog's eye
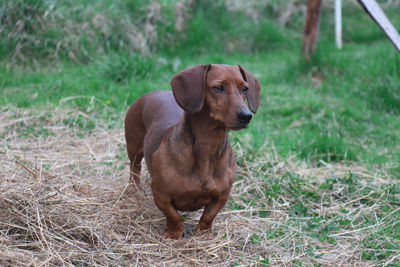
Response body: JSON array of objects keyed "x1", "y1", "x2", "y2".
[
  {"x1": 241, "y1": 86, "x2": 249, "y2": 94},
  {"x1": 212, "y1": 85, "x2": 226, "y2": 93}
]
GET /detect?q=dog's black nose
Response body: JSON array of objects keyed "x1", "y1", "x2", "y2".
[{"x1": 237, "y1": 109, "x2": 252, "y2": 125}]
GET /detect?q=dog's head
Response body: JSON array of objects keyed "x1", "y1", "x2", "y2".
[{"x1": 170, "y1": 64, "x2": 261, "y2": 130}]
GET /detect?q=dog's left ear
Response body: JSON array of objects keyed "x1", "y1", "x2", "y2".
[
  {"x1": 238, "y1": 65, "x2": 261, "y2": 114},
  {"x1": 170, "y1": 64, "x2": 211, "y2": 114}
]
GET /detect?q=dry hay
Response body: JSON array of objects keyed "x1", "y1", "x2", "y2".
[{"x1": 0, "y1": 104, "x2": 396, "y2": 266}]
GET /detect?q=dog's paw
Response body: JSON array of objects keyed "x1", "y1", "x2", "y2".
[
  {"x1": 122, "y1": 183, "x2": 140, "y2": 197},
  {"x1": 194, "y1": 226, "x2": 212, "y2": 238},
  {"x1": 163, "y1": 230, "x2": 183, "y2": 240}
]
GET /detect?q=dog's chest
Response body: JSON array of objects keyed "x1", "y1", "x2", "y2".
[
  {"x1": 151, "y1": 133, "x2": 235, "y2": 211},
  {"x1": 171, "y1": 179, "x2": 222, "y2": 211},
  {"x1": 166, "y1": 159, "x2": 235, "y2": 211}
]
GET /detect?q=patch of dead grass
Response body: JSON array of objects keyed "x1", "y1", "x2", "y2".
[{"x1": 0, "y1": 105, "x2": 398, "y2": 266}]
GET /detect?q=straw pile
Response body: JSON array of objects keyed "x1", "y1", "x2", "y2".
[{"x1": 0, "y1": 104, "x2": 395, "y2": 266}]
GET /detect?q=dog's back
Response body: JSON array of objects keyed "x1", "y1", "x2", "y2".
[{"x1": 125, "y1": 90, "x2": 183, "y2": 181}]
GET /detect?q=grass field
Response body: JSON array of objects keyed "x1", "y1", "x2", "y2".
[{"x1": 1, "y1": 0, "x2": 400, "y2": 266}]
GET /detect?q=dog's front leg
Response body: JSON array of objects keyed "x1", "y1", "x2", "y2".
[
  {"x1": 153, "y1": 193, "x2": 184, "y2": 239},
  {"x1": 195, "y1": 195, "x2": 229, "y2": 234}
]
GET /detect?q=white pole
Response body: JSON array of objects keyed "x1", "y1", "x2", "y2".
[{"x1": 335, "y1": 0, "x2": 342, "y2": 49}]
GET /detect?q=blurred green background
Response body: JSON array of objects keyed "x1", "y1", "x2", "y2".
[{"x1": 1, "y1": 0, "x2": 399, "y2": 173}]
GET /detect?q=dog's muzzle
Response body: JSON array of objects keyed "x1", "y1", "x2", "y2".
[{"x1": 237, "y1": 109, "x2": 252, "y2": 126}]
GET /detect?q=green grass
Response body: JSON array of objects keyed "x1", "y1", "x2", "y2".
[
  {"x1": 2, "y1": 41, "x2": 400, "y2": 170},
  {"x1": 1, "y1": 0, "x2": 400, "y2": 265}
]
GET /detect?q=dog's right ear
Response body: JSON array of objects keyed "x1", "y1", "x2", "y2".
[
  {"x1": 238, "y1": 65, "x2": 261, "y2": 114},
  {"x1": 170, "y1": 64, "x2": 210, "y2": 114}
]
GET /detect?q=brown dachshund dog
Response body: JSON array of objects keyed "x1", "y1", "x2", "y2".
[{"x1": 125, "y1": 64, "x2": 260, "y2": 239}]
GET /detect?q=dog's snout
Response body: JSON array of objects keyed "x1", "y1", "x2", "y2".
[{"x1": 237, "y1": 109, "x2": 252, "y2": 125}]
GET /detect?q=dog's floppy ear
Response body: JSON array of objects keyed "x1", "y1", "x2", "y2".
[
  {"x1": 238, "y1": 65, "x2": 261, "y2": 114},
  {"x1": 170, "y1": 64, "x2": 210, "y2": 114}
]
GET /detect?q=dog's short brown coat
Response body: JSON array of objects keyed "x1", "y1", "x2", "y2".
[{"x1": 125, "y1": 64, "x2": 260, "y2": 239}]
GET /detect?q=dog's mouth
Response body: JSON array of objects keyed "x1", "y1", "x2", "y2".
[
  {"x1": 230, "y1": 124, "x2": 248, "y2": 131},
  {"x1": 215, "y1": 120, "x2": 225, "y2": 128},
  {"x1": 215, "y1": 120, "x2": 249, "y2": 131}
]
